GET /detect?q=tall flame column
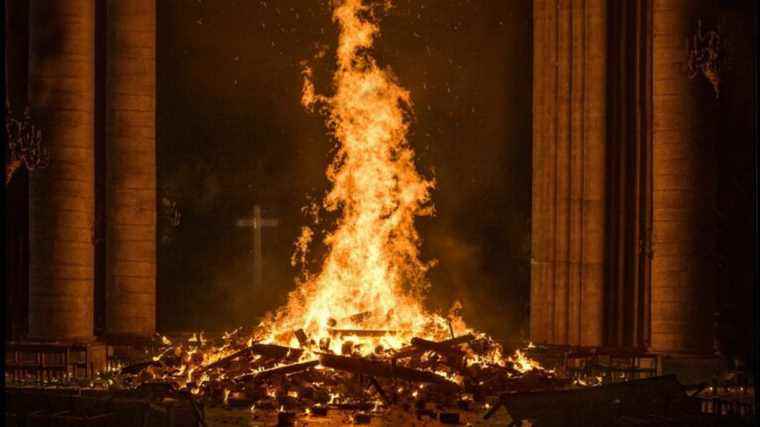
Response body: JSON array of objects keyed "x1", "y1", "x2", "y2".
[
  {"x1": 28, "y1": 0, "x2": 96, "y2": 340},
  {"x1": 105, "y1": 0, "x2": 156, "y2": 337},
  {"x1": 531, "y1": 0, "x2": 607, "y2": 346}
]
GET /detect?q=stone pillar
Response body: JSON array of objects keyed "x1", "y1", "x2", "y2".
[
  {"x1": 105, "y1": 0, "x2": 156, "y2": 337},
  {"x1": 651, "y1": 0, "x2": 716, "y2": 354},
  {"x1": 28, "y1": 0, "x2": 96, "y2": 341},
  {"x1": 531, "y1": 0, "x2": 606, "y2": 346}
]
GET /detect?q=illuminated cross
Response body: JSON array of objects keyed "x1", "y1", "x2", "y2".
[{"x1": 236, "y1": 205, "x2": 279, "y2": 288}]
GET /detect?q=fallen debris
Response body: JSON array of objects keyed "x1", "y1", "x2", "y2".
[{"x1": 66, "y1": 330, "x2": 574, "y2": 424}]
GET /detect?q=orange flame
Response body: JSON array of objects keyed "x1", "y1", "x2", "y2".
[
  {"x1": 90, "y1": 5, "x2": 548, "y2": 393},
  {"x1": 263, "y1": 0, "x2": 462, "y2": 352}
]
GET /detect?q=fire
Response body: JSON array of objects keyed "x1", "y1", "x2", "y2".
[
  {"x1": 93, "y1": 0, "x2": 548, "y2": 402},
  {"x1": 263, "y1": 0, "x2": 462, "y2": 352},
  {"x1": 508, "y1": 349, "x2": 544, "y2": 374}
]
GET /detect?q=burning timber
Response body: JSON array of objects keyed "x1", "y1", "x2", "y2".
[
  {"x1": 100, "y1": 329, "x2": 557, "y2": 420},
  {"x1": 9, "y1": 334, "x2": 750, "y2": 425}
]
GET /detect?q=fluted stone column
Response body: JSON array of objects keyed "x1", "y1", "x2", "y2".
[
  {"x1": 531, "y1": 0, "x2": 607, "y2": 346},
  {"x1": 651, "y1": 0, "x2": 716, "y2": 354},
  {"x1": 28, "y1": 0, "x2": 96, "y2": 341},
  {"x1": 105, "y1": 0, "x2": 156, "y2": 337}
]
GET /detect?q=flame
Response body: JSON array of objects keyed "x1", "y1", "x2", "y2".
[
  {"x1": 99, "y1": 0, "x2": 547, "y2": 396},
  {"x1": 263, "y1": 0, "x2": 460, "y2": 352},
  {"x1": 509, "y1": 349, "x2": 543, "y2": 374}
]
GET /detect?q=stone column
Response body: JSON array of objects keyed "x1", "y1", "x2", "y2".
[
  {"x1": 105, "y1": 0, "x2": 156, "y2": 337},
  {"x1": 28, "y1": 0, "x2": 96, "y2": 341},
  {"x1": 531, "y1": 0, "x2": 607, "y2": 346},
  {"x1": 650, "y1": 0, "x2": 716, "y2": 354}
]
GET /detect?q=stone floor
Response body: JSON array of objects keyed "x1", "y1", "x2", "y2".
[{"x1": 205, "y1": 407, "x2": 515, "y2": 426}]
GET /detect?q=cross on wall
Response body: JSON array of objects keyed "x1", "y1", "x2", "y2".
[{"x1": 236, "y1": 205, "x2": 279, "y2": 288}]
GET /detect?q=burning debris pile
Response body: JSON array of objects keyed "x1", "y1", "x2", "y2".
[{"x1": 106, "y1": 329, "x2": 567, "y2": 423}]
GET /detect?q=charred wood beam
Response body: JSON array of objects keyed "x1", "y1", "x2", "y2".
[
  {"x1": 411, "y1": 337, "x2": 465, "y2": 356},
  {"x1": 294, "y1": 329, "x2": 309, "y2": 347},
  {"x1": 236, "y1": 360, "x2": 319, "y2": 384},
  {"x1": 475, "y1": 372, "x2": 571, "y2": 397},
  {"x1": 319, "y1": 354, "x2": 460, "y2": 391},
  {"x1": 200, "y1": 344, "x2": 302, "y2": 373},
  {"x1": 392, "y1": 334, "x2": 475, "y2": 360},
  {"x1": 368, "y1": 376, "x2": 391, "y2": 405},
  {"x1": 250, "y1": 343, "x2": 303, "y2": 359},
  {"x1": 199, "y1": 348, "x2": 257, "y2": 373}
]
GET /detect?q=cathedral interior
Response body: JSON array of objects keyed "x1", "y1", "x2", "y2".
[{"x1": 3, "y1": 0, "x2": 758, "y2": 426}]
